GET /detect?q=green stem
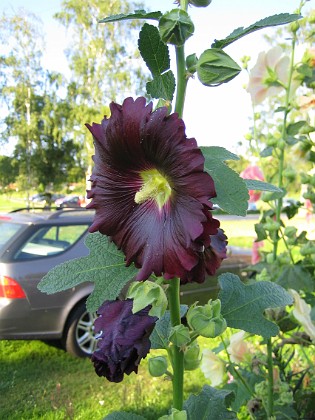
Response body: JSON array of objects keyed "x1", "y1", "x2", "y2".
[
  {"x1": 174, "y1": 45, "x2": 187, "y2": 118},
  {"x1": 168, "y1": 277, "x2": 184, "y2": 410},
  {"x1": 272, "y1": 19, "x2": 297, "y2": 261},
  {"x1": 267, "y1": 338, "x2": 274, "y2": 418},
  {"x1": 221, "y1": 337, "x2": 255, "y2": 398}
]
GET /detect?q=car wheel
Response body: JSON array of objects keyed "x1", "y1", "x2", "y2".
[{"x1": 63, "y1": 302, "x2": 98, "y2": 357}]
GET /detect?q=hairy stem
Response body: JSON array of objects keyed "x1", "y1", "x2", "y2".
[
  {"x1": 168, "y1": 278, "x2": 184, "y2": 410},
  {"x1": 267, "y1": 338, "x2": 274, "y2": 418}
]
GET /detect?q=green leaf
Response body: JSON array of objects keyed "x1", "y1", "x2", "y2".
[
  {"x1": 212, "y1": 13, "x2": 301, "y2": 49},
  {"x1": 138, "y1": 23, "x2": 170, "y2": 76},
  {"x1": 38, "y1": 233, "x2": 138, "y2": 312},
  {"x1": 184, "y1": 385, "x2": 236, "y2": 419},
  {"x1": 219, "y1": 273, "x2": 293, "y2": 337},
  {"x1": 244, "y1": 179, "x2": 282, "y2": 193},
  {"x1": 99, "y1": 10, "x2": 162, "y2": 23},
  {"x1": 104, "y1": 412, "x2": 147, "y2": 420},
  {"x1": 255, "y1": 223, "x2": 267, "y2": 241},
  {"x1": 138, "y1": 23, "x2": 176, "y2": 100},
  {"x1": 260, "y1": 147, "x2": 273, "y2": 157},
  {"x1": 150, "y1": 305, "x2": 188, "y2": 349},
  {"x1": 277, "y1": 265, "x2": 315, "y2": 292},
  {"x1": 287, "y1": 120, "x2": 308, "y2": 136},
  {"x1": 201, "y1": 146, "x2": 248, "y2": 216},
  {"x1": 146, "y1": 70, "x2": 176, "y2": 101}
]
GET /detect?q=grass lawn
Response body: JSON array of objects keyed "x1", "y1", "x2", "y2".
[{"x1": 0, "y1": 339, "x2": 205, "y2": 419}]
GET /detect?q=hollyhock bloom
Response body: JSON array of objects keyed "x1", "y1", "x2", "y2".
[
  {"x1": 240, "y1": 165, "x2": 264, "y2": 203},
  {"x1": 247, "y1": 46, "x2": 290, "y2": 105},
  {"x1": 289, "y1": 289, "x2": 315, "y2": 342},
  {"x1": 181, "y1": 229, "x2": 227, "y2": 284},
  {"x1": 201, "y1": 349, "x2": 225, "y2": 386},
  {"x1": 86, "y1": 97, "x2": 225, "y2": 282},
  {"x1": 227, "y1": 330, "x2": 249, "y2": 363},
  {"x1": 91, "y1": 299, "x2": 157, "y2": 382}
]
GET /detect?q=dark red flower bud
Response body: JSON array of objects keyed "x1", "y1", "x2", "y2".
[{"x1": 91, "y1": 299, "x2": 157, "y2": 382}]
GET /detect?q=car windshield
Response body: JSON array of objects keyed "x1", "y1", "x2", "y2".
[{"x1": 0, "y1": 220, "x2": 24, "y2": 253}]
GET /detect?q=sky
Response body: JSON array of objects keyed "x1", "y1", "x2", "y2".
[{"x1": 1, "y1": 0, "x2": 307, "y2": 155}]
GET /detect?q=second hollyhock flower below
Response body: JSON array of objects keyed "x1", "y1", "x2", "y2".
[
  {"x1": 91, "y1": 299, "x2": 157, "y2": 382},
  {"x1": 86, "y1": 97, "x2": 226, "y2": 282}
]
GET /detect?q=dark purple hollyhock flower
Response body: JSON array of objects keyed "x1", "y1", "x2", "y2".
[
  {"x1": 91, "y1": 299, "x2": 157, "y2": 383},
  {"x1": 181, "y1": 229, "x2": 228, "y2": 284},
  {"x1": 86, "y1": 97, "x2": 222, "y2": 282}
]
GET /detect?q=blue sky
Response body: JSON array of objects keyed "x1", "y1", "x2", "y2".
[{"x1": 1, "y1": 0, "x2": 305, "y2": 153}]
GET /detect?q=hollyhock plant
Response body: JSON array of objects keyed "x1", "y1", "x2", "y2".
[
  {"x1": 91, "y1": 299, "x2": 157, "y2": 382},
  {"x1": 86, "y1": 96, "x2": 225, "y2": 282},
  {"x1": 247, "y1": 46, "x2": 290, "y2": 105}
]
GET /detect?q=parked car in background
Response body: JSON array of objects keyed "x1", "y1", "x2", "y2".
[
  {"x1": 55, "y1": 195, "x2": 82, "y2": 209},
  {"x1": 0, "y1": 209, "x2": 252, "y2": 357}
]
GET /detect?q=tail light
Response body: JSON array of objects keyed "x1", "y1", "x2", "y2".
[{"x1": 0, "y1": 275, "x2": 26, "y2": 299}]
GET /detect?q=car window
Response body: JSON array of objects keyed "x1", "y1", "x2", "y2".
[
  {"x1": 14, "y1": 224, "x2": 89, "y2": 260},
  {"x1": 0, "y1": 221, "x2": 24, "y2": 252}
]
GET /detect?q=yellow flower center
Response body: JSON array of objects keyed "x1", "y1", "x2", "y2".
[{"x1": 135, "y1": 169, "x2": 172, "y2": 208}]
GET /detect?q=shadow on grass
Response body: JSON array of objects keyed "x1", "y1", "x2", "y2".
[{"x1": 0, "y1": 340, "x2": 175, "y2": 419}]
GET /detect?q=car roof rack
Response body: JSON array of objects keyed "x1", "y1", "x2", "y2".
[{"x1": 48, "y1": 208, "x2": 94, "y2": 219}]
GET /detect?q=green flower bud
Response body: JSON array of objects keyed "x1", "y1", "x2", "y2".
[
  {"x1": 148, "y1": 356, "x2": 168, "y2": 377},
  {"x1": 187, "y1": 300, "x2": 227, "y2": 338},
  {"x1": 289, "y1": 21, "x2": 300, "y2": 34},
  {"x1": 189, "y1": 0, "x2": 212, "y2": 7},
  {"x1": 159, "y1": 9, "x2": 194, "y2": 46},
  {"x1": 158, "y1": 408, "x2": 187, "y2": 420},
  {"x1": 127, "y1": 280, "x2": 167, "y2": 318},
  {"x1": 184, "y1": 343, "x2": 202, "y2": 371},
  {"x1": 169, "y1": 324, "x2": 191, "y2": 347},
  {"x1": 284, "y1": 226, "x2": 297, "y2": 238},
  {"x1": 263, "y1": 217, "x2": 281, "y2": 232},
  {"x1": 186, "y1": 53, "x2": 198, "y2": 74},
  {"x1": 300, "y1": 242, "x2": 315, "y2": 256},
  {"x1": 196, "y1": 48, "x2": 241, "y2": 86},
  {"x1": 283, "y1": 167, "x2": 296, "y2": 182}
]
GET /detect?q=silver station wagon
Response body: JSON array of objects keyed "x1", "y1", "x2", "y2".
[{"x1": 0, "y1": 208, "x2": 251, "y2": 357}]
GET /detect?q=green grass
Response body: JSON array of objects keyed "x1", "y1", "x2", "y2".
[{"x1": 0, "y1": 340, "x2": 205, "y2": 419}]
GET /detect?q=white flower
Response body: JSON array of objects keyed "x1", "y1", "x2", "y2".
[
  {"x1": 200, "y1": 349, "x2": 225, "y2": 386},
  {"x1": 247, "y1": 46, "x2": 290, "y2": 105},
  {"x1": 289, "y1": 289, "x2": 315, "y2": 341},
  {"x1": 227, "y1": 330, "x2": 249, "y2": 363}
]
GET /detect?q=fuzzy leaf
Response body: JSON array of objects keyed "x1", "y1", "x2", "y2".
[
  {"x1": 184, "y1": 385, "x2": 236, "y2": 419},
  {"x1": 277, "y1": 265, "x2": 315, "y2": 292},
  {"x1": 99, "y1": 9, "x2": 162, "y2": 23},
  {"x1": 146, "y1": 70, "x2": 176, "y2": 100},
  {"x1": 212, "y1": 13, "x2": 301, "y2": 49},
  {"x1": 138, "y1": 23, "x2": 170, "y2": 76},
  {"x1": 244, "y1": 179, "x2": 282, "y2": 193},
  {"x1": 219, "y1": 273, "x2": 293, "y2": 337},
  {"x1": 104, "y1": 413, "x2": 147, "y2": 420},
  {"x1": 201, "y1": 146, "x2": 248, "y2": 216},
  {"x1": 38, "y1": 233, "x2": 137, "y2": 312}
]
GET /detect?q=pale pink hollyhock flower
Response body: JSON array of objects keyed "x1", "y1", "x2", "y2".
[
  {"x1": 289, "y1": 289, "x2": 315, "y2": 341},
  {"x1": 247, "y1": 46, "x2": 290, "y2": 105},
  {"x1": 227, "y1": 330, "x2": 249, "y2": 363},
  {"x1": 252, "y1": 240, "x2": 264, "y2": 264},
  {"x1": 201, "y1": 349, "x2": 225, "y2": 386}
]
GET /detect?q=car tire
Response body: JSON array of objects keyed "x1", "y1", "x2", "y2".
[{"x1": 62, "y1": 302, "x2": 98, "y2": 357}]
